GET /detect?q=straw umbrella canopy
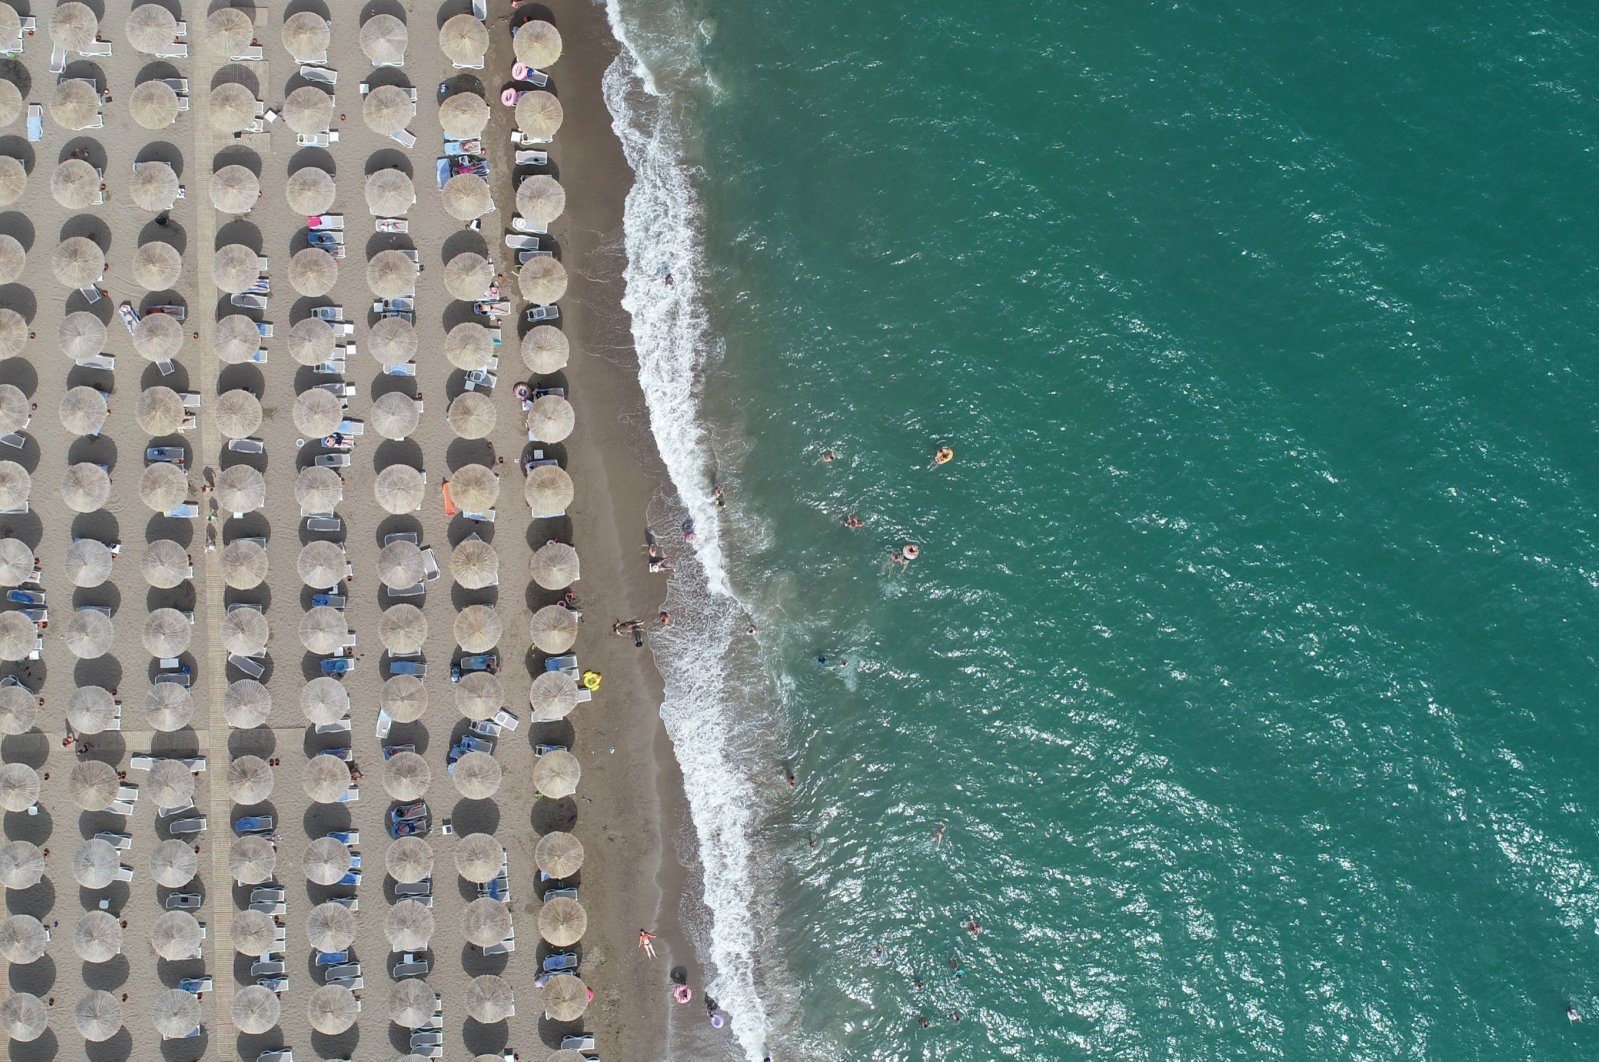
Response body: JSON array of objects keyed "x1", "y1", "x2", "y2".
[
  {"x1": 50, "y1": 1, "x2": 97, "y2": 49},
  {"x1": 229, "y1": 835, "x2": 275, "y2": 884},
  {"x1": 455, "y1": 834, "x2": 502, "y2": 883},
  {"x1": 289, "y1": 316, "x2": 335, "y2": 366},
  {"x1": 379, "y1": 603, "x2": 427, "y2": 655},
  {"x1": 531, "y1": 541, "x2": 581, "y2": 589},
  {"x1": 0, "y1": 156, "x2": 22, "y2": 207},
  {"x1": 0, "y1": 384, "x2": 21, "y2": 435},
  {"x1": 150, "y1": 838, "x2": 197, "y2": 888},
  {"x1": 385, "y1": 898, "x2": 434, "y2": 951},
  {"x1": 66, "y1": 686, "x2": 116, "y2": 734},
  {"x1": 152, "y1": 911, "x2": 203, "y2": 960},
  {"x1": 515, "y1": 20, "x2": 563, "y2": 68},
  {"x1": 143, "y1": 607, "x2": 192, "y2": 656},
  {"x1": 529, "y1": 605, "x2": 579, "y2": 654},
  {"x1": 463, "y1": 897, "x2": 512, "y2": 945},
  {"x1": 307, "y1": 985, "x2": 358, "y2": 1035},
  {"x1": 445, "y1": 322, "x2": 494, "y2": 370},
  {"x1": 214, "y1": 389, "x2": 262, "y2": 439},
  {"x1": 382, "y1": 674, "x2": 428, "y2": 722},
  {"x1": 74, "y1": 910, "x2": 121, "y2": 962},
  {"x1": 232, "y1": 985, "x2": 280, "y2": 1035},
  {"x1": 455, "y1": 671, "x2": 501, "y2": 722},
  {"x1": 439, "y1": 91, "x2": 489, "y2": 138},
  {"x1": 0, "y1": 683, "x2": 33, "y2": 735},
  {"x1": 210, "y1": 164, "x2": 259, "y2": 214},
  {"x1": 143, "y1": 682, "x2": 194, "y2": 731},
  {"x1": 215, "y1": 314, "x2": 260, "y2": 363},
  {"x1": 0, "y1": 308, "x2": 21, "y2": 360},
  {"x1": 127, "y1": 4, "x2": 177, "y2": 54},
  {"x1": 223, "y1": 679, "x2": 272, "y2": 729},
  {"x1": 468, "y1": 974, "x2": 516, "y2": 1023},
  {"x1": 130, "y1": 78, "x2": 179, "y2": 129},
  {"x1": 536, "y1": 832, "x2": 585, "y2": 879},
  {"x1": 220, "y1": 607, "x2": 269, "y2": 656},
  {"x1": 295, "y1": 467, "x2": 343, "y2": 518},
  {"x1": 64, "y1": 608, "x2": 112, "y2": 658},
  {"x1": 301, "y1": 676, "x2": 349, "y2": 726},
  {"x1": 442, "y1": 173, "x2": 492, "y2": 220},
  {"x1": 74, "y1": 991, "x2": 122, "y2": 1042},
  {"x1": 0, "y1": 840, "x2": 43, "y2": 889},
  {"x1": 50, "y1": 79, "x2": 99, "y2": 130},
  {"x1": 283, "y1": 11, "x2": 331, "y2": 62},
  {"x1": 534, "y1": 749, "x2": 581, "y2": 798},
  {"x1": 68, "y1": 758, "x2": 117, "y2": 809},
  {"x1": 366, "y1": 168, "x2": 415, "y2": 216},
  {"x1": 222, "y1": 539, "x2": 269, "y2": 590},
  {"x1": 452, "y1": 537, "x2": 499, "y2": 590},
  {"x1": 517, "y1": 90, "x2": 564, "y2": 139},
  {"x1": 378, "y1": 540, "x2": 424, "y2": 589},
  {"x1": 529, "y1": 670, "x2": 580, "y2": 721},
  {"x1": 386, "y1": 836, "x2": 433, "y2": 883},
  {"x1": 0, "y1": 537, "x2": 29, "y2": 585},
  {"x1": 363, "y1": 84, "x2": 413, "y2": 136},
  {"x1": 297, "y1": 541, "x2": 346, "y2": 589},
  {"x1": 73, "y1": 838, "x2": 118, "y2": 888},
  {"x1": 141, "y1": 540, "x2": 189, "y2": 589},
  {"x1": 388, "y1": 977, "x2": 436, "y2": 1028},
  {"x1": 517, "y1": 174, "x2": 567, "y2": 226},
  {"x1": 215, "y1": 464, "x2": 266, "y2": 513},
  {"x1": 0, "y1": 992, "x2": 45, "y2": 1041},
  {"x1": 0, "y1": 233, "x2": 23, "y2": 283},
  {"x1": 60, "y1": 462, "x2": 110, "y2": 513},
  {"x1": 440, "y1": 13, "x2": 488, "y2": 65},
  {"x1": 136, "y1": 386, "x2": 184, "y2": 434},
  {"x1": 540, "y1": 897, "x2": 588, "y2": 947},
  {"x1": 369, "y1": 315, "x2": 417, "y2": 368},
  {"x1": 306, "y1": 902, "x2": 357, "y2": 952},
  {"x1": 0, "y1": 610, "x2": 32, "y2": 661},
  {"x1": 303, "y1": 754, "x2": 350, "y2": 803},
  {"x1": 207, "y1": 7, "x2": 253, "y2": 57},
  {"x1": 454, "y1": 604, "x2": 501, "y2": 652},
  {"x1": 375, "y1": 463, "x2": 425, "y2": 514},
  {"x1": 212, "y1": 243, "x2": 259, "y2": 293},
  {"x1": 139, "y1": 459, "x2": 187, "y2": 513},
  {"x1": 208, "y1": 82, "x2": 257, "y2": 134},
  {"x1": 383, "y1": 751, "x2": 431, "y2": 800},
  {"x1": 445, "y1": 251, "x2": 493, "y2": 301},
  {"x1": 372, "y1": 390, "x2": 420, "y2": 440},
  {"x1": 226, "y1": 755, "x2": 273, "y2": 803},
  {"x1": 0, "y1": 463, "x2": 23, "y2": 510},
  {"x1": 52, "y1": 157, "x2": 98, "y2": 209},
  {"x1": 519, "y1": 256, "x2": 569, "y2": 304},
  {"x1": 129, "y1": 160, "x2": 179, "y2": 212},
  {"x1": 133, "y1": 310, "x2": 183, "y2": 362},
  {"x1": 453, "y1": 750, "x2": 501, "y2": 799},
  {"x1": 367, "y1": 248, "x2": 418, "y2": 298},
  {"x1": 526, "y1": 465, "x2": 574, "y2": 517},
  {"x1": 0, "y1": 762, "x2": 35, "y2": 811},
  {"x1": 304, "y1": 837, "x2": 352, "y2": 886},
  {"x1": 287, "y1": 166, "x2": 336, "y2": 216},
  {"x1": 284, "y1": 84, "x2": 332, "y2": 134},
  {"x1": 0, "y1": 913, "x2": 46, "y2": 962},
  {"x1": 293, "y1": 386, "x2": 343, "y2": 435},
  {"x1": 451, "y1": 464, "x2": 499, "y2": 514},
  {"x1": 522, "y1": 325, "x2": 570, "y2": 373},
  {"x1": 148, "y1": 760, "x2": 195, "y2": 810},
  {"x1": 361, "y1": 13, "x2": 408, "y2": 65},
  {"x1": 53, "y1": 235, "x2": 103, "y2": 287},
  {"x1": 61, "y1": 385, "x2": 108, "y2": 435},
  {"x1": 528, "y1": 394, "x2": 576, "y2": 442},
  {"x1": 290, "y1": 246, "x2": 338, "y2": 296},
  {"x1": 232, "y1": 909, "x2": 277, "y2": 956},
  {"x1": 0, "y1": 73, "x2": 12, "y2": 127},
  {"x1": 544, "y1": 974, "x2": 589, "y2": 1021}
]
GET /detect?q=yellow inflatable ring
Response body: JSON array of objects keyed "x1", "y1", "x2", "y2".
[{"x1": 581, "y1": 670, "x2": 601, "y2": 691}]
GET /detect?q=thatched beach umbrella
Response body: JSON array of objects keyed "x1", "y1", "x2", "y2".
[
  {"x1": 537, "y1": 832, "x2": 585, "y2": 879},
  {"x1": 455, "y1": 834, "x2": 502, "y2": 883},
  {"x1": 375, "y1": 463, "x2": 425, "y2": 513},
  {"x1": 226, "y1": 755, "x2": 273, "y2": 803},
  {"x1": 308, "y1": 985, "x2": 358, "y2": 1035},
  {"x1": 386, "y1": 837, "x2": 433, "y2": 883},
  {"x1": 209, "y1": 82, "x2": 258, "y2": 134},
  {"x1": 50, "y1": 2, "x2": 97, "y2": 49},
  {"x1": 142, "y1": 540, "x2": 189, "y2": 589},
  {"x1": 0, "y1": 538, "x2": 30, "y2": 585},
  {"x1": 60, "y1": 462, "x2": 110, "y2": 513},
  {"x1": 306, "y1": 901, "x2": 357, "y2": 952},
  {"x1": 232, "y1": 909, "x2": 277, "y2": 956},
  {"x1": 53, "y1": 235, "x2": 103, "y2": 287},
  {"x1": 361, "y1": 13, "x2": 408, "y2": 65},
  {"x1": 468, "y1": 974, "x2": 516, "y2": 1023},
  {"x1": 443, "y1": 173, "x2": 492, "y2": 220},
  {"x1": 0, "y1": 77, "x2": 15, "y2": 128},
  {"x1": 301, "y1": 676, "x2": 349, "y2": 725},
  {"x1": 74, "y1": 991, "x2": 122, "y2": 1042},
  {"x1": 528, "y1": 393, "x2": 576, "y2": 442},
  {"x1": 368, "y1": 248, "x2": 419, "y2": 298},
  {"x1": 222, "y1": 539, "x2": 269, "y2": 590},
  {"x1": 522, "y1": 325, "x2": 570, "y2": 373},
  {"x1": 0, "y1": 233, "x2": 24, "y2": 283},
  {"x1": 382, "y1": 674, "x2": 429, "y2": 723},
  {"x1": 0, "y1": 992, "x2": 45, "y2": 1041},
  {"x1": 379, "y1": 603, "x2": 428, "y2": 655},
  {"x1": 66, "y1": 686, "x2": 116, "y2": 734},
  {"x1": 0, "y1": 610, "x2": 33, "y2": 661},
  {"x1": 143, "y1": 682, "x2": 193, "y2": 731},
  {"x1": 451, "y1": 464, "x2": 499, "y2": 514},
  {"x1": 133, "y1": 310, "x2": 183, "y2": 362},
  {"x1": 150, "y1": 838, "x2": 197, "y2": 888},
  {"x1": 284, "y1": 84, "x2": 332, "y2": 134},
  {"x1": 290, "y1": 316, "x2": 335, "y2": 366},
  {"x1": 215, "y1": 314, "x2": 261, "y2": 363},
  {"x1": 453, "y1": 750, "x2": 502, "y2": 799},
  {"x1": 452, "y1": 536, "x2": 499, "y2": 589},
  {"x1": 0, "y1": 156, "x2": 23, "y2": 207},
  {"x1": 534, "y1": 749, "x2": 581, "y2": 798},
  {"x1": 229, "y1": 835, "x2": 275, "y2": 884},
  {"x1": 544, "y1": 974, "x2": 589, "y2": 1021},
  {"x1": 529, "y1": 605, "x2": 579, "y2": 654},
  {"x1": 300, "y1": 611, "x2": 348, "y2": 660},
  {"x1": 539, "y1": 897, "x2": 588, "y2": 947},
  {"x1": 148, "y1": 760, "x2": 194, "y2": 810},
  {"x1": 215, "y1": 464, "x2": 266, "y2": 513},
  {"x1": 0, "y1": 308, "x2": 22, "y2": 359},
  {"x1": 366, "y1": 168, "x2": 415, "y2": 216},
  {"x1": 0, "y1": 762, "x2": 36, "y2": 812},
  {"x1": 519, "y1": 256, "x2": 569, "y2": 304},
  {"x1": 293, "y1": 385, "x2": 343, "y2": 436},
  {"x1": 64, "y1": 608, "x2": 112, "y2": 658},
  {"x1": 0, "y1": 384, "x2": 22, "y2": 435},
  {"x1": 454, "y1": 603, "x2": 501, "y2": 652},
  {"x1": 290, "y1": 246, "x2": 338, "y2": 296},
  {"x1": 296, "y1": 464, "x2": 343, "y2": 514},
  {"x1": 298, "y1": 540, "x2": 346, "y2": 590},
  {"x1": 73, "y1": 838, "x2": 118, "y2": 889},
  {"x1": 207, "y1": 7, "x2": 253, "y2": 55},
  {"x1": 304, "y1": 837, "x2": 352, "y2": 886},
  {"x1": 286, "y1": 166, "x2": 336, "y2": 216},
  {"x1": 232, "y1": 985, "x2": 280, "y2": 1035},
  {"x1": 61, "y1": 385, "x2": 109, "y2": 435},
  {"x1": 136, "y1": 386, "x2": 184, "y2": 435},
  {"x1": 215, "y1": 389, "x2": 262, "y2": 439},
  {"x1": 52, "y1": 157, "x2": 98, "y2": 209},
  {"x1": 283, "y1": 11, "x2": 331, "y2": 62},
  {"x1": 439, "y1": 13, "x2": 488, "y2": 65},
  {"x1": 363, "y1": 83, "x2": 413, "y2": 136},
  {"x1": 378, "y1": 540, "x2": 424, "y2": 589},
  {"x1": 526, "y1": 464, "x2": 575, "y2": 517},
  {"x1": 385, "y1": 899, "x2": 434, "y2": 950},
  {"x1": 445, "y1": 251, "x2": 493, "y2": 301},
  {"x1": 151, "y1": 911, "x2": 203, "y2": 960},
  {"x1": 388, "y1": 976, "x2": 436, "y2": 1028},
  {"x1": 372, "y1": 391, "x2": 420, "y2": 440},
  {"x1": 0, "y1": 840, "x2": 43, "y2": 890},
  {"x1": 0, "y1": 683, "x2": 34, "y2": 735},
  {"x1": 210, "y1": 164, "x2": 259, "y2": 214},
  {"x1": 220, "y1": 607, "x2": 269, "y2": 656},
  {"x1": 143, "y1": 607, "x2": 192, "y2": 657},
  {"x1": 455, "y1": 671, "x2": 501, "y2": 722},
  {"x1": 531, "y1": 541, "x2": 581, "y2": 589},
  {"x1": 130, "y1": 78, "x2": 179, "y2": 129},
  {"x1": 223, "y1": 679, "x2": 272, "y2": 729},
  {"x1": 303, "y1": 754, "x2": 351, "y2": 804},
  {"x1": 369, "y1": 316, "x2": 418, "y2": 368},
  {"x1": 0, "y1": 913, "x2": 46, "y2": 962},
  {"x1": 517, "y1": 174, "x2": 567, "y2": 226},
  {"x1": 515, "y1": 20, "x2": 563, "y2": 68},
  {"x1": 517, "y1": 90, "x2": 564, "y2": 140},
  {"x1": 73, "y1": 910, "x2": 121, "y2": 962},
  {"x1": 529, "y1": 670, "x2": 580, "y2": 721},
  {"x1": 212, "y1": 243, "x2": 260, "y2": 293},
  {"x1": 140, "y1": 459, "x2": 187, "y2": 513},
  {"x1": 383, "y1": 750, "x2": 431, "y2": 800},
  {"x1": 50, "y1": 78, "x2": 99, "y2": 130},
  {"x1": 463, "y1": 897, "x2": 512, "y2": 945},
  {"x1": 445, "y1": 321, "x2": 494, "y2": 371},
  {"x1": 127, "y1": 4, "x2": 177, "y2": 55},
  {"x1": 439, "y1": 91, "x2": 489, "y2": 138}
]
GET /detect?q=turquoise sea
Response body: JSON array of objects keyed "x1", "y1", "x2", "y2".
[{"x1": 604, "y1": 0, "x2": 1599, "y2": 1057}]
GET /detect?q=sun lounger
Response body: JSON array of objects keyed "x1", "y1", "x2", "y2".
[
  {"x1": 112, "y1": 865, "x2": 133, "y2": 882},
  {"x1": 305, "y1": 515, "x2": 342, "y2": 533},
  {"x1": 299, "y1": 65, "x2": 336, "y2": 86},
  {"x1": 156, "y1": 43, "x2": 187, "y2": 59},
  {"x1": 296, "y1": 131, "x2": 338, "y2": 148},
  {"x1": 95, "y1": 831, "x2": 132, "y2": 850},
  {"x1": 226, "y1": 438, "x2": 265, "y2": 454},
  {"x1": 165, "y1": 502, "x2": 199, "y2": 519},
  {"x1": 228, "y1": 654, "x2": 266, "y2": 679},
  {"x1": 315, "y1": 717, "x2": 352, "y2": 735},
  {"x1": 231, "y1": 45, "x2": 263, "y2": 61},
  {"x1": 25, "y1": 102, "x2": 41, "y2": 141},
  {"x1": 515, "y1": 149, "x2": 549, "y2": 168},
  {"x1": 79, "y1": 39, "x2": 111, "y2": 57},
  {"x1": 386, "y1": 362, "x2": 417, "y2": 376}
]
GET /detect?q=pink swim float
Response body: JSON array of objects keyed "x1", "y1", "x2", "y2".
[
  {"x1": 673, "y1": 985, "x2": 693, "y2": 1005},
  {"x1": 512, "y1": 62, "x2": 532, "y2": 81},
  {"x1": 500, "y1": 87, "x2": 520, "y2": 107}
]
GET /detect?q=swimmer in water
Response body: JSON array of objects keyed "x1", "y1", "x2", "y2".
[
  {"x1": 965, "y1": 918, "x2": 982, "y2": 935},
  {"x1": 929, "y1": 446, "x2": 954, "y2": 468},
  {"x1": 819, "y1": 449, "x2": 835, "y2": 463},
  {"x1": 842, "y1": 513, "x2": 863, "y2": 529},
  {"x1": 1570, "y1": 1006, "x2": 1584, "y2": 1023},
  {"x1": 933, "y1": 824, "x2": 945, "y2": 845}
]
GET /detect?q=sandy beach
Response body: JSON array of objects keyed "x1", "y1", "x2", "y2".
[{"x1": 0, "y1": 0, "x2": 691, "y2": 1059}]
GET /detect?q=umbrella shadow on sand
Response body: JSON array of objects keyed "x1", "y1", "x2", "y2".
[{"x1": 83, "y1": 954, "x2": 129, "y2": 992}]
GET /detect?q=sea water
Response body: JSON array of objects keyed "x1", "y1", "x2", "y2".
[{"x1": 606, "y1": 0, "x2": 1599, "y2": 1057}]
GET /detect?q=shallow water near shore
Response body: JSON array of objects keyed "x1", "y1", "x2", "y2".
[{"x1": 610, "y1": 0, "x2": 1599, "y2": 1057}]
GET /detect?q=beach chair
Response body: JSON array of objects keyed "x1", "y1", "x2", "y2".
[
  {"x1": 512, "y1": 214, "x2": 549, "y2": 235},
  {"x1": 25, "y1": 103, "x2": 41, "y2": 141},
  {"x1": 226, "y1": 438, "x2": 265, "y2": 454},
  {"x1": 232, "y1": 45, "x2": 263, "y2": 61},
  {"x1": 156, "y1": 43, "x2": 187, "y2": 59},
  {"x1": 48, "y1": 47, "x2": 64, "y2": 74},
  {"x1": 305, "y1": 515, "x2": 342, "y2": 533},
  {"x1": 228, "y1": 654, "x2": 266, "y2": 679},
  {"x1": 112, "y1": 865, "x2": 133, "y2": 882},
  {"x1": 94, "y1": 831, "x2": 132, "y2": 850},
  {"x1": 315, "y1": 717, "x2": 352, "y2": 735},
  {"x1": 79, "y1": 39, "x2": 111, "y2": 57},
  {"x1": 299, "y1": 65, "x2": 336, "y2": 86}
]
